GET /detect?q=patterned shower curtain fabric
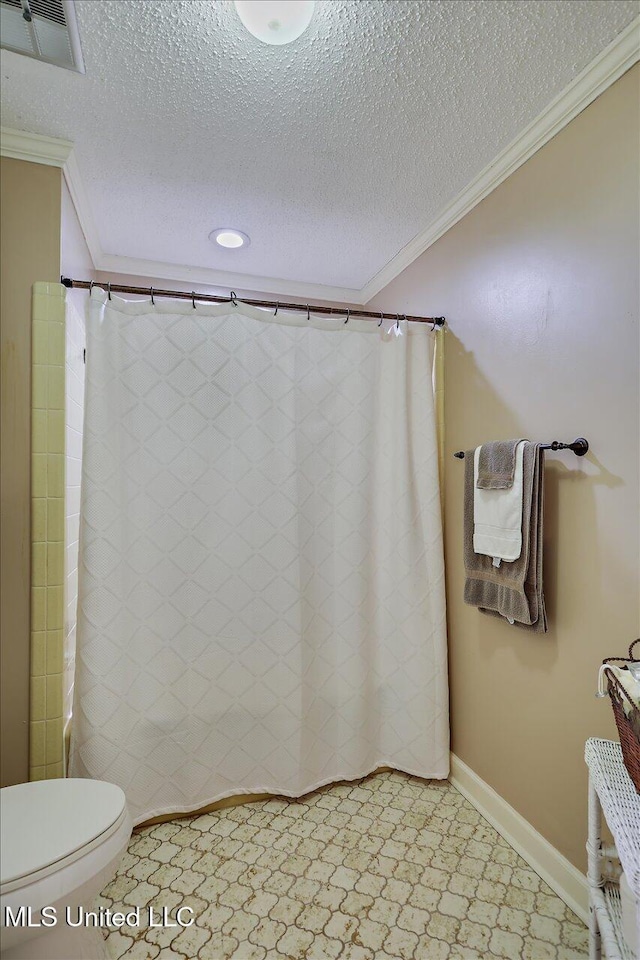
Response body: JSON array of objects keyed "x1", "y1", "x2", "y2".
[{"x1": 69, "y1": 289, "x2": 449, "y2": 824}]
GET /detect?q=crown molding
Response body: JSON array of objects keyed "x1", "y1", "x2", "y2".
[
  {"x1": 0, "y1": 126, "x2": 73, "y2": 167},
  {"x1": 3, "y1": 18, "x2": 637, "y2": 303},
  {"x1": 95, "y1": 253, "x2": 364, "y2": 303},
  {"x1": 360, "y1": 16, "x2": 640, "y2": 303}
]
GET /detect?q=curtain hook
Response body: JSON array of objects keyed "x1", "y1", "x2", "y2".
[
  {"x1": 378, "y1": 312, "x2": 384, "y2": 327},
  {"x1": 89, "y1": 280, "x2": 95, "y2": 295},
  {"x1": 192, "y1": 291, "x2": 196, "y2": 309},
  {"x1": 431, "y1": 317, "x2": 436, "y2": 332},
  {"x1": 150, "y1": 286, "x2": 154, "y2": 305},
  {"x1": 107, "y1": 282, "x2": 112, "y2": 301},
  {"x1": 274, "y1": 301, "x2": 279, "y2": 316},
  {"x1": 230, "y1": 290, "x2": 238, "y2": 306},
  {"x1": 307, "y1": 303, "x2": 310, "y2": 322},
  {"x1": 344, "y1": 308, "x2": 350, "y2": 325},
  {"x1": 396, "y1": 313, "x2": 400, "y2": 331}
]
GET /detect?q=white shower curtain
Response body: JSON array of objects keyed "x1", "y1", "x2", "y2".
[{"x1": 69, "y1": 289, "x2": 449, "y2": 824}]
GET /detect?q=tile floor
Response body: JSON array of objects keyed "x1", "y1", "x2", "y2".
[{"x1": 99, "y1": 771, "x2": 589, "y2": 960}]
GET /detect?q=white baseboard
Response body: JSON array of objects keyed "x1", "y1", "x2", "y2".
[{"x1": 450, "y1": 754, "x2": 589, "y2": 925}]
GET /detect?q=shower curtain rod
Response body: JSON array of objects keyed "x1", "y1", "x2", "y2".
[{"x1": 60, "y1": 277, "x2": 446, "y2": 327}]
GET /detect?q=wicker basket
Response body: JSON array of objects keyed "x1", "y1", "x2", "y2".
[{"x1": 603, "y1": 639, "x2": 640, "y2": 793}]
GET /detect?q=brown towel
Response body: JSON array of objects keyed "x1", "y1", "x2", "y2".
[
  {"x1": 464, "y1": 441, "x2": 547, "y2": 632},
  {"x1": 476, "y1": 439, "x2": 525, "y2": 489}
]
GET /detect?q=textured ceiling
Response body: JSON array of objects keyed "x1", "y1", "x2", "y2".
[{"x1": 1, "y1": 0, "x2": 637, "y2": 292}]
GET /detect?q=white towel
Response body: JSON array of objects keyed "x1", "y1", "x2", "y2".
[
  {"x1": 473, "y1": 441, "x2": 525, "y2": 562},
  {"x1": 597, "y1": 663, "x2": 640, "y2": 715}
]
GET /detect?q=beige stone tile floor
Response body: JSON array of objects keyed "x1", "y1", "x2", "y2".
[{"x1": 98, "y1": 770, "x2": 589, "y2": 960}]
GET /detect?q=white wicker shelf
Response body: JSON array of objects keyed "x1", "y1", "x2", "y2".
[{"x1": 585, "y1": 738, "x2": 640, "y2": 960}]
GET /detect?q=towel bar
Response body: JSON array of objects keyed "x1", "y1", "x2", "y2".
[{"x1": 453, "y1": 438, "x2": 589, "y2": 459}]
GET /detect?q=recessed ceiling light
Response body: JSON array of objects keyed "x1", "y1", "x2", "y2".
[
  {"x1": 209, "y1": 228, "x2": 250, "y2": 249},
  {"x1": 233, "y1": 1, "x2": 315, "y2": 46}
]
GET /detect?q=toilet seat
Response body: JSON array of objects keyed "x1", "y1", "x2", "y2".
[{"x1": 0, "y1": 779, "x2": 127, "y2": 893}]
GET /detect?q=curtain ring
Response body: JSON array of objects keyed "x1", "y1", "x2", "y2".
[
  {"x1": 378, "y1": 312, "x2": 384, "y2": 327},
  {"x1": 150, "y1": 287, "x2": 155, "y2": 305},
  {"x1": 431, "y1": 318, "x2": 436, "y2": 332},
  {"x1": 89, "y1": 280, "x2": 95, "y2": 295},
  {"x1": 344, "y1": 308, "x2": 350, "y2": 325},
  {"x1": 274, "y1": 302, "x2": 279, "y2": 316},
  {"x1": 230, "y1": 290, "x2": 238, "y2": 306},
  {"x1": 107, "y1": 282, "x2": 112, "y2": 301},
  {"x1": 192, "y1": 291, "x2": 196, "y2": 309}
]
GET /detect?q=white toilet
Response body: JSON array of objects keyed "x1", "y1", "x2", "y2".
[{"x1": 0, "y1": 778, "x2": 132, "y2": 960}]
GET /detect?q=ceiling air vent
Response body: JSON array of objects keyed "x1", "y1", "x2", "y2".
[{"x1": 0, "y1": 0, "x2": 84, "y2": 73}]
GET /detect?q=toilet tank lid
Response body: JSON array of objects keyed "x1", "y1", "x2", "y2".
[{"x1": 0, "y1": 778, "x2": 127, "y2": 884}]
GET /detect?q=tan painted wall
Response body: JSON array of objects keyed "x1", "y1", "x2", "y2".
[
  {"x1": 0, "y1": 158, "x2": 61, "y2": 786},
  {"x1": 368, "y1": 65, "x2": 640, "y2": 871}
]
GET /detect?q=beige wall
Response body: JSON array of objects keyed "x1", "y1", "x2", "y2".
[
  {"x1": 369, "y1": 64, "x2": 640, "y2": 870},
  {"x1": 1, "y1": 158, "x2": 62, "y2": 786}
]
